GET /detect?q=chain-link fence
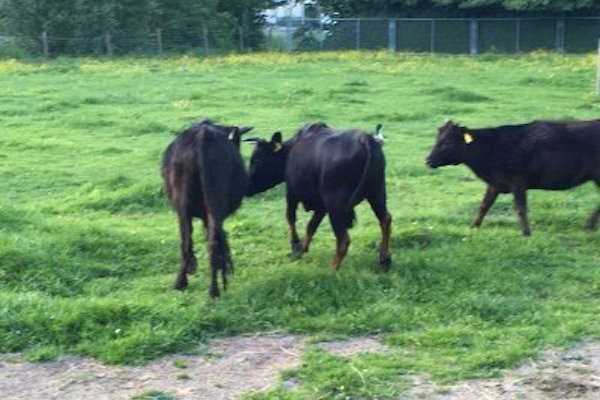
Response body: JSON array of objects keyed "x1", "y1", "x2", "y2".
[
  {"x1": 272, "y1": 17, "x2": 600, "y2": 54},
  {"x1": 2, "y1": 17, "x2": 600, "y2": 57}
]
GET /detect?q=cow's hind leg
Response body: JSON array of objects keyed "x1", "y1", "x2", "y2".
[
  {"x1": 367, "y1": 188, "x2": 392, "y2": 272},
  {"x1": 174, "y1": 211, "x2": 196, "y2": 290},
  {"x1": 512, "y1": 185, "x2": 531, "y2": 236},
  {"x1": 587, "y1": 206, "x2": 600, "y2": 231},
  {"x1": 472, "y1": 185, "x2": 499, "y2": 228},
  {"x1": 586, "y1": 182, "x2": 600, "y2": 231},
  {"x1": 217, "y1": 228, "x2": 233, "y2": 292},
  {"x1": 286, "y1": 194, "x2": 303, "y2": 258},
  {"x1": 303, "y1": 210, "x2": 326, "y2": 253},
  {"x1": 206, "y1": 214, "x2": 227, "y2": 298},
  {"x1": 328, "y1": 211, "x2": 351, "y2": 274}
]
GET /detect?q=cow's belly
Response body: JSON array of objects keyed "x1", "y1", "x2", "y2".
[
  {"x1": 526, "y1": 151, "x2": 588, "y2": 190},
  {"x1": 287, "y1": 179, "x2": 324, "y2": 212},
  {"x1": 296, "y1": 187, "x2": 324, "y2": 211},
  {"x1": 529, "y1": 175, "x2": 588, "y2": 190}
]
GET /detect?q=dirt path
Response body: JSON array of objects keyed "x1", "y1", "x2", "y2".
[
  {"x1": 407, "y1": 341, "x2": 600, "y2": 400},
  {"x1": 2, "y1": 336, "x2": 600, "y2": 399},
  {"x1": 0, "y1": 335, "x2": 303, "y2": 400}
]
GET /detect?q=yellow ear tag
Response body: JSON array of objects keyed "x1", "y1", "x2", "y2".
[
  {"x1": 463, "y1": 132, "x2": 474, "y2": 144},
  {"x1": 273, "y1": 142, "x2": 283, "y2": 152}
]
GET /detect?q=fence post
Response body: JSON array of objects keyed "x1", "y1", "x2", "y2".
[
  {"x1": 388, "y1": 19, "x2": 397, "y2": 52},
  {"x1": 556, "y1": 18, "x2": 565, "y2": 54},
  {"x1": 286, "y1": 16, "x2": 293, "y2": 53},
  {"x1": 596, "y1": 39, "x2": 600, "y2": 96},
  {"x1": 105, "y1": 33, "x2": 113, "y2": 56},
  {"x1": 202, "y1": 25, "x2": 209, "y2": 56},
  {"x1": 319, "y1": 17, "x2": 324, "y2": 50},
  {"x1": 41, "y1": 31, "x2": 49, "y2": 58},
  {"x1": 515, "y1": 19, "x2": 521, "y2": 54},
  {"x1": 156, "y1": 29, "x2": 163, "y2": 55},
  {"x1": 469, "y1": 19, "x2": 478, "y2": 55},
  {"x1": 430, "y1": 19, "x2": 436, "y2": 53},
  {"x1": 356, "y1": 19, "x2": 361, "y2": 50},
  {"x1": 238, "y1": 26, "x2": 244, "y2": 53}
]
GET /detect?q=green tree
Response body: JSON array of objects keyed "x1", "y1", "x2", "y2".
[
  {"x1": 0, "y1": 0, "x2": 269, "y2": 55},
  {"x1": 217, "y1": 0, "x2": 270, "y2": 49}
]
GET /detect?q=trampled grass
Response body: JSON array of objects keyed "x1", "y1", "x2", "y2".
[{"x1": 1, "y1": 52, "x2": 599, "y2": 398}]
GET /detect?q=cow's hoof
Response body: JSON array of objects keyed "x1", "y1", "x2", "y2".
[
  {"x1": 209, "y1": 287, "x2": 220, "y2": 299},
  {"x1": 291, "y1": 241, "x2": 303, "y2": 259},
  {"x1": 186, "y1": 258, "x2": 198, "y2": 274},
  {"x1": 379, "y1": 254, "x2": 391, "y2": 272},
  {"x1": 470, "y1": 222, "x2": 481, "y2": 229},
  {"x1": 173, "y1": 277, "x2": 188, "y2": 290}
]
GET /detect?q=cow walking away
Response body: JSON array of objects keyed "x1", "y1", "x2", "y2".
[
  {"x1": 426, "y1": 119, "x2": 600, "y2": 235},
  {"x1": 245, "y1": 122, "x2": 392, "y2": 272},
  {"x1": 161, "y1": 119, "x2": 252, "y2": 298}
]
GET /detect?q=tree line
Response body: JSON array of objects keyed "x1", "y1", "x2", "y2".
[
  {"x1": 0, "y1": 0, "x2": 269, "y2": 52},
  {"x1": 1, "y1": 0, "x2": 598, "y2": 56}
]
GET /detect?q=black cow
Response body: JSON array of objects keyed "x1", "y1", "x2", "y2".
[
  {"x1": 245, "y1": 122, "x2": 392, "y2": 272},
  {"x1": 426, "y1": 119, "x2": 600, "y2": 235},
  {"x1": 161, "y1": 119, "x2": 252, "y2": 298}
]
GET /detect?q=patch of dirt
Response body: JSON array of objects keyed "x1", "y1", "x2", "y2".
[
  {"x1": 404, "y1": 341, "x2": 600, "y2": 400},
  {"x1": 317, "y1": 334, "x2": 389, "y2": 358},
  {"x1": 3, "y1": 336, "x2": 600, "y2": 399},
  {"x1": 0, "y1": 335, "x2": 303, "y2": 400}
]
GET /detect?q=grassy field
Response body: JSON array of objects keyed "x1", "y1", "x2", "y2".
[{"x1": 1, "y1": 52, "x2": 599, "y2": 398}]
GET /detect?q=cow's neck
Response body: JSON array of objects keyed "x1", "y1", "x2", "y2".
[{"x1": 462, "y1": 129, "x2": 500, "y2": 183}]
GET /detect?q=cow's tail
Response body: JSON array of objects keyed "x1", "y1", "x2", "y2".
[
  {"x1": 197, "y1": 133, "x2": 233, "y2": 294},
  {"x1": 345, "y1": 135, "x2": 372, "y2": 227}
]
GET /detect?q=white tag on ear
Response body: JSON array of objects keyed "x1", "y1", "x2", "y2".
[{"x1": 273, "y1": 142, "x2": 283, "y2": 152}]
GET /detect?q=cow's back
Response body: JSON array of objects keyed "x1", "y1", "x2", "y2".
[
  {"x1": 467, "y1": 120, "x2": 600, "y2": 190},
  {"x1": 285, "y1": 126, "x2": 384, "y2": 210},
  {"x1": 523, "y1": 121, "x2": 600, "y2": 189},
  {"x1": 161, "y1": 126, "x2": 247, "y2": 219},
  {"x1": 196, "y1": 129, "x2": 247, "y2": 218},
  {"x1": 161, "y1": 129, "x2": 204, "y2": 216}
]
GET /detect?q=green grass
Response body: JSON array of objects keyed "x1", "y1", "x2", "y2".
[{"x1": 1, "y1": 52, "x2": 599, "y2": 398}]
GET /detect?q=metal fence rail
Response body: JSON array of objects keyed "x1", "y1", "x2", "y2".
[{"x1": 2, "y1": 17, "x2": 600, "y2": 57}]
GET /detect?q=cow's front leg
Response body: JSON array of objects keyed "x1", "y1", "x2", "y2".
[
  {"x1": 286, "y1": 195, "x2": 303, "y2": 258},
  {"x1": 471, "y1": 185, "x2": 499, "y2": 228},
  {"x1": 303, "y1": 210, "x2": 326, "y2": 253},
  {"x1": 512, "y1": 186, "x2": 531, "y2": 236}
]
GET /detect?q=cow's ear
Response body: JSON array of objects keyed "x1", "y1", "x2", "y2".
[
  {"x1": 271, "y1": 131, "x2": 283, "y2": 152},
  {"x1": 228, "y1": 128, "x2": 242, "y2": 146}
]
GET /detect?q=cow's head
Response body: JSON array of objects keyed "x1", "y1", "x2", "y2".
[
  {"x1": 426, "y1": 120, "x2": 471, "y2": 168},
  {"x1": 245, "y1": 132, "x2": 287, "y2": 196}
]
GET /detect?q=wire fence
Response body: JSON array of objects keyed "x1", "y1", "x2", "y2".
[
  {"x1": 284, "y1": 17, "x2": 600, "y2": 54},
  {"x1": 0, "y1": 27, "x2": 247, "y2": 57},
  {"x1": 2, "y1": 17, "x2": 600, "y2": 57}
]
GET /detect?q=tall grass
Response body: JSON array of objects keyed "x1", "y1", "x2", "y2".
[{"x1": 1, "y1": 52, "x2": 599, "y2": 397}]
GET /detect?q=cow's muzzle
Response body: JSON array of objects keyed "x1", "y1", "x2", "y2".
[{"x1": 425, "y1": 157, "x2": 438, "y2": 168}]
